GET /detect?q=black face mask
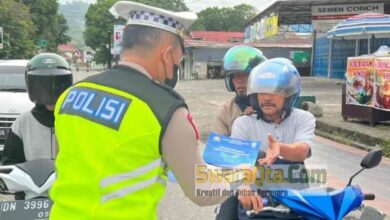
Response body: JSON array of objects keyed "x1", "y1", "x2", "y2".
[{"x1": 164, "y1": 52, "x2": 181, "y2": 89}]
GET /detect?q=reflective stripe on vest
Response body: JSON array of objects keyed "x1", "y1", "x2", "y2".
[
  {"x1": 100, "y1": 159, "x2": 164, "y2": 187},
  {"x1": 102, "y1": 175, "x2": 166, "y2": 203},
  {"x1": 100, "y1": 158, "x2": 166, "y2": 203}
]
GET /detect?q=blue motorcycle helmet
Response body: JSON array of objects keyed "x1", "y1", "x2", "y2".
[
  {"x1": 223, "y1": 45, "x2": 266, "y2": 92},
  {"x1": 247, "y1": 58, "x2": 301, "y2": 121}
]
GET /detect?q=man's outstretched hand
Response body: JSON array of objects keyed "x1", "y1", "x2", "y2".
[{"x1": 258, "y1": 134, "x2": 280, "y2": 165}]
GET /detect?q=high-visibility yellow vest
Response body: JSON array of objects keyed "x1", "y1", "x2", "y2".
[{"x1": 49, "y1": 65, "x2": 187, "y2": 220}]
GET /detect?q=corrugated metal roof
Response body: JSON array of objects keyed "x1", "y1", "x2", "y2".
[
  {"x1": 189, "y1": 31, "x2": 244, "y2": 42},
  {"x1": 250, "y1": 40, "x2": 312, "y2": 49},
  {"x1": 184, "y1": 40, "x2": 241, "y2": 48},
  {"x1": 185, "y1": 33, "x2": 312, "y2": 49}
]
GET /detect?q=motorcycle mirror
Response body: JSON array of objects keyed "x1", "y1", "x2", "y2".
[
  {"x1": 347, "y1": 148, "x2": 382, "y2": 186},
  {"x1": 360, "y1": 148, "x2": 382, "y2": 169}
]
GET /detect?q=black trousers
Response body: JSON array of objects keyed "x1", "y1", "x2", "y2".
[{"x1": 216, "y1": 195, "x2": 239, "y2": 220}]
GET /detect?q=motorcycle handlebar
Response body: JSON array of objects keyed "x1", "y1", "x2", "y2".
[
  {"x1": 246, "y1": 206, "x2": 290, "y2": 216},
  {"x1": 262, "y1": 198, "x2": 269, "y2": 206},
  {"x1": 363, "y1": 193, "x2": 375, "y2": 200},
  {"x1": 246, "y1": 198, "x2": 291, "y2": 216}
]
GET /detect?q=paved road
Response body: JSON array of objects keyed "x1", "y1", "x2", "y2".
[
  {"x1": 72, "y1": 68, "x2": 100, "y2": 82},
  {"x1": 307, "y1": 136, "x2": 390, "y2": 216},
  {"x1": 1, "y1": 70, "x2": 389, "y2": 219}
]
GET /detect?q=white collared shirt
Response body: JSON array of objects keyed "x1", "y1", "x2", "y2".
[{"x1": 231, "y1": 108, "x2": 316, "y2": 152}]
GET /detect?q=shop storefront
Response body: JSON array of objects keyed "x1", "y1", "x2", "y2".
[{"x1": 244, "y1": 0, "x2": 390, "y2": 79}]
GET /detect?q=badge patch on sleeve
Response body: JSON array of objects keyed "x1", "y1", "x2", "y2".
[{"x1": 60, "y1": 87, "x2": 131, "y2": 130}]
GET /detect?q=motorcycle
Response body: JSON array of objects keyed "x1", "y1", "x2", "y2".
[
  {"x1": 0, "y1": 159, "x2": 55, "y2": 220},
  {"x1": 244, "y1": 148, "x2": 385, "y2": 220}
]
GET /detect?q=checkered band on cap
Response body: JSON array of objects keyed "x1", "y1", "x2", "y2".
[{"x1": 129, "y1": 11, "x2": 185, "y2": 31}]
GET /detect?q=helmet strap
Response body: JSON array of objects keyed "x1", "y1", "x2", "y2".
[
  {"x1": 225, "y1": 75, "x2": 235, "y2": 92},
  {"x1": 280, "y1": 94, "x2": 299, "y2": 121}
]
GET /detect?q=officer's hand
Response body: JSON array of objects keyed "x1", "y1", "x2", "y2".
[
  {"x1": 237, "y1": 185, "x2": 263, "y2": 214},
  {"x1": 258, "y1": 134, "x2": 280, "y2": 165},
  {"x1": 242, "y1": 106, "x2": 254, "y2": 115}
]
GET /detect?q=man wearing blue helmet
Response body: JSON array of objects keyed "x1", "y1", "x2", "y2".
[
  {"x1": 232, "y1": 58, "x2": 315, "y2": 218},
  {"x1": 212, "y1": 45, "x2": 266, "y2": 136}
]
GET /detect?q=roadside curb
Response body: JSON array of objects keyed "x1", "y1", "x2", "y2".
[
  {"x1": 315, "y1": 129, "x2": 373, "y2": 152},
  {"x1": 315, "y1": 120, "x2": 390, "y2": 156}
]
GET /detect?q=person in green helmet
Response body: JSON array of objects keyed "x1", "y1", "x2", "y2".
[
  {"x1": 213, "y1": 45, "x2": 267, "y2": 219},
  {"x1": 212, "y1": 45, "x2": 267, "y2": 136}
]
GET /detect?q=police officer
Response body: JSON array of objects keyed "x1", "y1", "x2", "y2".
[
  {"x1": 49, "y1": 2, "x2": 260, "y2": 220},
  {"x1": 2, "y1": 53, "x2": 72, "y2": 198},
  {"x1": 212, "y1": 46, "x2": 266, "y2": 136}
]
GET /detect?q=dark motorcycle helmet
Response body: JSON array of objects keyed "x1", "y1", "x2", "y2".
[
  {"x1": 223, "y1": 45, "x2": 266, "y2": 92},
  {"x1": 25, "y1": 53, "x2": 73, "y2": 105}
]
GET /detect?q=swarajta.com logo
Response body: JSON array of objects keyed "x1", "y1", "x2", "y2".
[{"x1": 194, "y1": 164, "x2": 328, "y2": 197}]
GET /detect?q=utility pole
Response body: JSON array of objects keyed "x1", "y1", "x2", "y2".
[
  {"x1": 108, "y1": 31, "x2": 112, "y2": 68},
  {"x1": 0, "y1": 27, "x2": 3, "y2": 50}
]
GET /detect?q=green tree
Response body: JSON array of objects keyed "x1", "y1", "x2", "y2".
[
  {"x1": 22, "y1": 0, "x2": 71, "y2": 52},
  {"x1": 228, "y1": 4, "x2": 258, "y2": 31},
  {"x1": 194, "y1": 7, "x2": 231, "y2": 31},
  {"x1": 145, "y1": 0, "x2": 188, "y2": 12},
  {"x1": 84, "y1": 0, "x2": 188, "y2": 65},
  {"x1": 191, "y1": 4, "x2": 257, "y2": 32},
  {"x1": 0, "y1": 0, "x2": 35, "y2": 59},
  {"x1": 84, "y1": 0, "x2": 119, "y2": 65}
]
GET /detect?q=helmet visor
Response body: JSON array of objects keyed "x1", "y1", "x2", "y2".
[
  {"x1": 223, "y1": 47, "x2": 265, "y2": 75},
  {"x1": 27, "y1": 69, "x2": 73, "y2": 105}
]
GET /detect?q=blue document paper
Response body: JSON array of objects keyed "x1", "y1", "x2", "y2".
[
  {"x1": 167, "y1": 171, "x2": 177, "y2": 182},
  {"x1": 203, "y1": 132, "x2": 261, "y2": 168}
]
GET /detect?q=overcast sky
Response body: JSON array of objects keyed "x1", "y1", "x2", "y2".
[
  {"x1": 59, "y1": 0, "x2": 275, "y2": 12},
  {"x1": 185, "y1": 0, "x2": 274, "y2": 12}
]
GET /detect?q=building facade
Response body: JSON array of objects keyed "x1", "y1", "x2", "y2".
[{"x1": 244, "y1": 0, "x2": 390, "y2": 79}]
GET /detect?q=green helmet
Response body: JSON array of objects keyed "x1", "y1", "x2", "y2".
[
  {"x1": 25, "y1": 53, "x2": 73, "y2": 105},
  {"x1": 223, "y1": 45, "x2": 267, "y2": 92}
]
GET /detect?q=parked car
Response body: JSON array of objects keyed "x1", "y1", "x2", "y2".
[{"x1": 0, "y1": 60, "x2": 34, "y2": 154}]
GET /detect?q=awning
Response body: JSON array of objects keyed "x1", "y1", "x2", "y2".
[{"x1": 327, "y1": 13, "x2": 390, "y2": 39}]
